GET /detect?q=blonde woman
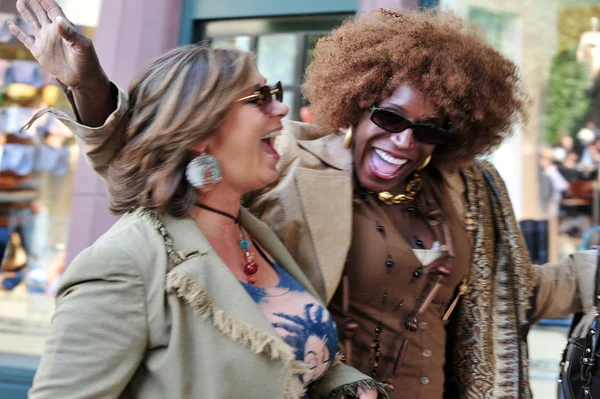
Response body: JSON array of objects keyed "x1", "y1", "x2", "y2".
[{"x1": 10, "y1": 2, "x2": 385, "y2": 399}]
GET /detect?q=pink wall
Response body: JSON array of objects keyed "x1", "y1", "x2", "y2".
[{"x1": 65, "y1": 0, "x2": 183, "y2": 263}]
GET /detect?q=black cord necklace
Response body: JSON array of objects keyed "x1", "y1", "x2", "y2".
[{"x1": 195, "y1": 203, "x2": 259, "y2": 284}]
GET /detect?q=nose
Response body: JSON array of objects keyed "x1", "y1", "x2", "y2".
[
  {"x1": 270, "y1": 99, "x2": 289, "y2": 119},
  {"x1": 389, "y1": 128, "x2": 415, "y2": 148}
]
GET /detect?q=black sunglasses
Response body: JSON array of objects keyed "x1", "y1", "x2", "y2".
[
  {"x1": 369, "y1": 106, "x2": 450, "y2": 145},
  {"x1": 236, "y1": 81, "x2": 283, "y2": 113}
]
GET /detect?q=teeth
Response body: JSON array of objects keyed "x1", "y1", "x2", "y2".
[
  {"x1": 262, "y1": 131, "x2": 282, "y2": 140},
  {"x1": 374, "y1": 149, "x2": 407, "y2": 166}
]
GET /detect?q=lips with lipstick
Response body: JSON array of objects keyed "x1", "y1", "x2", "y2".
[
  {"x1": 368, "y1": 148, "x2": 409, "y2": 180},
  {"x1": 260, "y1": 131, "x2": 281, "y2": 161}
]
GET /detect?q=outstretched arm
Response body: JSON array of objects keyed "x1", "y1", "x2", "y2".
[{"x1": 9, "y1": 0, "x2": 116, "y2": 127}]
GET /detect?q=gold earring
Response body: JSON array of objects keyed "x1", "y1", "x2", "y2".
[
  {"x1": 343, "y1": 125, "x2": 354, "y2": 149},
  {"x1": 417, "y1": 155, "x2": 432, "y2": 171}
]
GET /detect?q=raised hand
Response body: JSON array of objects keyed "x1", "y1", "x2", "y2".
[
  {"x1": 9, "y1": 0, "x2": 106, "y2": 89},
  {"x1": 9, "y1": 0, "x2": 116, "y2": 127}
]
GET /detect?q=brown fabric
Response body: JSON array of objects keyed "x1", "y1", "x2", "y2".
[{"x1": 328, "y1": 190, "x2": 471, "y2": 399}]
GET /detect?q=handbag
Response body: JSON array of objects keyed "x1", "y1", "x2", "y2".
[{"x1": 558, "y1": 246, "x2": 600, "y2": 399}]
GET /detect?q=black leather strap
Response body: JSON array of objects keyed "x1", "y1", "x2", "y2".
[
  {"x1": 595, "y1": 246, "x2": 600, "y2": 308},
  {"x1": 581, "y1": 247, "x2": 600, "y2": 398}
]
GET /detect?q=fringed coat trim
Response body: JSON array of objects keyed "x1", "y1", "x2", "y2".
[
  {"x1": 133, "y1": 207, "x2": 307, "y2": 399},
  {"x1": 165, "y1": 270, "x2": 306, "y2": 398}
]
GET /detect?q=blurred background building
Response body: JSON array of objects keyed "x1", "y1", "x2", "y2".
[{"x1": 1, "y1": 0, "x2": 599, "y2": 397}]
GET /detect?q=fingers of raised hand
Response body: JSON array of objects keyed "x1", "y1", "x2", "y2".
[
  {"x1": 40, "y1": 0, "x2": 67, "y2": 21},
  {"x1": 7, "y1": 22, "x2": 33, "y2": 47},
  {"x1": 55, "y1": 16, "x2": 81, "y2": 44},
  {"x1": 8, "y1": 22, "x2": 34, "y2": 49},
  {"x1": 16, "y1": 0, "x2": 41, "y2": 32},
  {"x1": 25, "y1": 0, "x2": 51, "y2": 26}
]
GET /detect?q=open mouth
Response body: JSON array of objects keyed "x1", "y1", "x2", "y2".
[
  {"x1": 368, "y1": 148, "x2": 408, "y2": 180},
  {"x1": 260, "y1": 131, "x2": 281, "y2": 160}
]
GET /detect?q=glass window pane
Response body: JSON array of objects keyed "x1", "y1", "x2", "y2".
[
  {"x1": 282, "y1": 88, "x2": 296, "y2": 121},
  {"x1": 256, "y1": 34, "x2": 300, "y2": 86},
  {"x1": 211, "y1": 36, "x2": 252, "y2": 51}
]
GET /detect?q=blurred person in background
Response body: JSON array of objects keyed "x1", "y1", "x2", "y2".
[
  {"x1": 559, "y1": 150, "x2": 581, "y2": 181},
  {"x1": 540, "y1": 145, "x2": 570, "y2": 217},
  {"x1": 300, "y1": 99, "x2": 313, "y2": 124},
  {"x1": 579, "y1": 137, "x2": 600, "y2": 171},
  {"x1": 13, "y1": 3, "x2": 600, "y2": 398},
  {"x1": 553, "y1": 133, "x2": 573, "y2": 166},
  {"x1": 577, "y1": 121, "x2": 599, "y2": 161}
]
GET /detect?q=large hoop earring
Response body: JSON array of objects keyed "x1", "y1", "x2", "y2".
[
  {"x1": 185, "y1": 153, "x2": 222, "y2": 192},
  {"x1": 343, "y1": 125, "x2": 354, "y2": 149},
  {"x1": 417, "y1": 155, "x2": 432, "y2": 171}
]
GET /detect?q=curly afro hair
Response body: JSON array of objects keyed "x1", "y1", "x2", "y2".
[{"x1": 303, "y1": 8, "x2": 528, "y2": 168}]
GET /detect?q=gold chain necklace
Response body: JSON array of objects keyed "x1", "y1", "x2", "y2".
[{"x1": 377, "y1": 172, "x2": 423, "y2": 205}]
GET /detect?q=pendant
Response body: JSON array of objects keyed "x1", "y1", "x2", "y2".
[
  {"x1": 417, "y1": 277, "x2": 443, "y2": 316},
  {"x1": 392, "y1": 336, "x2": 410, "y2": 376},
  {"x1": 442, "y1": 280, "x2": 468, "y2": 321},
  {"x1": 244, "y1": 261, "x2": 258, "y2": 275}
]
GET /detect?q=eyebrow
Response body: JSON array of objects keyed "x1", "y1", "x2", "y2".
[
  {"x1": 381, "y1": 103, "x2": 444, "y2": 125},
  {"x1": 243, "y1": 79, "x2": 268, "y2": 95}
]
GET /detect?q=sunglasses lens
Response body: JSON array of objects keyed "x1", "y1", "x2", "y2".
[
  {"x1": 413, "y1": 127, "x2": 449, "y2": 145},
  {"x1": 371, "y1": 109, "x2": 410, "y2": 132},
  {"x1": 275, "y1": 82, "x2": 283, "y2": 103},
  {"x1": 258, "y1": 83, "x2": 283, "y2": 113},
  {"x1": 371, "y1": 108, "x2": 449, "y2": 145}
]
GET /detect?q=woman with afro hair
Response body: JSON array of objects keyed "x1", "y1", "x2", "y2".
[{"x1": 15, "y1": 4, "x2": 598, "y2": 399}]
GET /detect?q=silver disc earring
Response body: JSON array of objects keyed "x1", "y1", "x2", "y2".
[{"x1": 185, "y1": 153, "x2": 222, "y2": 191}]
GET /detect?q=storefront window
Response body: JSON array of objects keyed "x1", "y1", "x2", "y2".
[
  {"x1": 0, "y1": 0, "x2": 101, "y2": 375},
  {"x1": 203, "y1": 14, "x2": 350, "y2": 121},
  {"x1": 256, "y1": 34, "x2": 301, "y2": 86}
]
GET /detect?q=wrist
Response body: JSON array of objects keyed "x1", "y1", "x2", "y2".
[{"x1": 70, "y1": 71, "x2": 111, "y2": 96}]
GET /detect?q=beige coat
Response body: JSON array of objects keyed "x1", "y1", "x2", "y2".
[
  {"x1": 39, "y1": 85, "x2": 598, "y2": 398},
  {"x1": 28, "y1": 91, "x2": 381, "y2": 399}
]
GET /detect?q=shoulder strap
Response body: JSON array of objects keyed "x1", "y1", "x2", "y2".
[
  {"x1": 595, "y1": 246, "x2": 600, "y2": 309},
  {"x1": 580, "y1": 246, "x2": 600, "y2": 396}
]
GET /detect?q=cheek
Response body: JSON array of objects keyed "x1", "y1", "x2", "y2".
[
  {"x1": 422, "y1": 144, "x2": 436, "y2": 157},
  {"x1": 353, "y1": 131, "x2": 376, "y2": 164}
]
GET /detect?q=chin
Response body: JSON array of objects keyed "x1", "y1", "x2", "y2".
[
  {"x1": 253, "y1": 169, "x2": 280, "y2": 190},
  {"x1": 357, "y1": 168, "x2": 408, "y2": 193}
]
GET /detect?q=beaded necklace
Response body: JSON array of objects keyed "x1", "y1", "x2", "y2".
[{"x1": 195, "y1": 203, "x2": 259, "y2": 284}]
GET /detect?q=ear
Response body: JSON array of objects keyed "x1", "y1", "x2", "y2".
[{"x1": 190, "y1": 139, "x2": 210, "y2": 154}]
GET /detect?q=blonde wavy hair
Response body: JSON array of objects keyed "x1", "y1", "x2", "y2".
[{"x1": 107, "y1": 44, "x2": 256, "y2": 216}]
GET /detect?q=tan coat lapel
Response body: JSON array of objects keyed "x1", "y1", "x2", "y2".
[
  {"x1": 239, "y1": 208, "x2": 321, "y2": 301},
  {"x1": 157, "y1": 211, "x2": 307, "y2": 398},
  {"x1": 160, "y1": 213, "x2": 279, "y2": 332},
  {"x1": 295, "y1": 134, "x2": 354, "y2": 302}
]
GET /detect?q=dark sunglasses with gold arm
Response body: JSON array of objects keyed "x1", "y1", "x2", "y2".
[{"x1": 235, "y1": 81, "x2": 283, "y2": 113}]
